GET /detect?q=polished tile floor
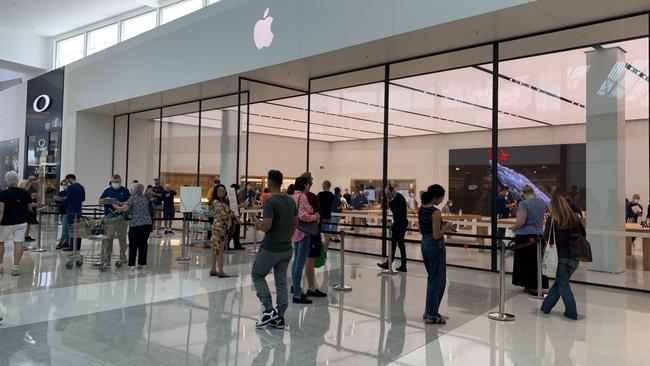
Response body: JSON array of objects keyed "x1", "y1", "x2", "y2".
[{"x1": 0, "y1": 232, "x2": 648, "y2": 366}]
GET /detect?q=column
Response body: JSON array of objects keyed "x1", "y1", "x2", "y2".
[
  {"x1": 220, "y1": 110, "x2": 239, "y2": 186},
  {"x1": 585, "y1": 47, "x2": 626, "y2": 273}
]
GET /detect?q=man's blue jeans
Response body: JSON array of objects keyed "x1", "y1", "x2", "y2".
[
  {"x1": 541, "y1": 258, "x2": 579, "y2": 318},
  {"x1": 66, "y1": 213, "x2": 82, "y2": 250},
  {"x1": 292, "y1": 236, "x2": 311, "y2": 298},
  {"x1": 421, "y1": 235, "x2": 446, "y2": 317}
]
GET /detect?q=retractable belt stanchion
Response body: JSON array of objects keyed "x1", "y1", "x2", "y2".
[
  {"x1": 249, "y1": 224, "x2": 259, "y2": 253},
  {"x1": 176, "y1": 214, "x2": 190, "y2": 262},
  {"x1": 333, "y1": 231, "x2": 352, "y2": 292},
  {"x1": 381, "y1": 229, "x2": 398, "y2": 275},
  {"x1": 32, "y1": 210, "x2": 47, "y2": 252},
  {"x1": 529, "y1": 237, "x2": 546, "y2": 299},
  {"x1": 488, "y1": 239, "x2": 515, "y2": 321}
]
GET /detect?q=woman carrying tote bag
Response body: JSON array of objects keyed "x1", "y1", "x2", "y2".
[{"x1": 540, "y1": 194, "x2": 586, "y2": 320}]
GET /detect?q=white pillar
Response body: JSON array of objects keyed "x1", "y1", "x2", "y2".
[
  {"x1": 219, "y1": 110, "x2": 239, "y2": 186},
  {"x1": 585, "y1": 47, "x2": 626, "y2": 274}
]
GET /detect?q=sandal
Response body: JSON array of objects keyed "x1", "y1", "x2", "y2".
[{"x1": 210, "y1": 270, "x2": 219, "y2": 277}]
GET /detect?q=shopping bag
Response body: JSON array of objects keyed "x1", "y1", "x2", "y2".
[
  {"x1": 542, "y1": 219, "x2": 558, "y2": 277},
  {"x1": 315, "y1": 245, "x2": 327, "y2": 268}
]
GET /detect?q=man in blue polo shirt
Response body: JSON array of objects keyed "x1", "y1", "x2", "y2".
[
  {"x1": 63, "y1": 174, "x2": 85, "y2": 251},
  {"x1": 98, "y1": 174, "x2": 130, "y2": 264}
]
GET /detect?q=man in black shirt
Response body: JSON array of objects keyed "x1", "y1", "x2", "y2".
[
  {"x1": 378, "y1": 186, "x2": 408, "y2": 272},
  {"x1": 317, "y1": 180, "x2": 336, "y2": 250},
  {"x1": 0, "y1": 171, "x2": 32, "y2": 276}
]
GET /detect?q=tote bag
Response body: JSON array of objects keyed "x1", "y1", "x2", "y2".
[{"x1": 542, "y1": 219, "x2": 559, "y2": 277}]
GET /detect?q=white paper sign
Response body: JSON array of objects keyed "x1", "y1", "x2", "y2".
[
  {"x1": 180, "y1": 186, "x2": 202, "y2": 213},
  {"x1": 227, "y1": 187, "x2": 240, "y2": 215}
]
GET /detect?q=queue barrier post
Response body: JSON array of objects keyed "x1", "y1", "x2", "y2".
[
  {"x1": 529, "y1": 237, "x2": 546, "y2": 300},
  {"x1": 488, "y1": 239, "x2": 515, "y2": 321},
  {"x1": 176, "y1": 214, "x2": 190, "y2": 262},
  {"x1": 333, "y1": 230, "x2": 352, "y2": 292},
  {"x1": 32, "y1": 210, "x2": 47, "y2": 253}
]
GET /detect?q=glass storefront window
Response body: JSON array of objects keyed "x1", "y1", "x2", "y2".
[{"x1": 160, "y1": 102, "x2": 200, "y2": 189}]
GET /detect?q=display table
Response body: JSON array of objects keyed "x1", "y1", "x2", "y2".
[{"x1": 625, "y1": 223, "x2": 650, "y2": 270}]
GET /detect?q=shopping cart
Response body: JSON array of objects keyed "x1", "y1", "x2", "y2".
[{"x1": 66, "y1": 215, "x2": 126, "y2": 272}]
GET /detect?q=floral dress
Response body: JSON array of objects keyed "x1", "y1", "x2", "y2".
[{"x1": 210, "y1": 200, "x2": 234, "y2": 256}]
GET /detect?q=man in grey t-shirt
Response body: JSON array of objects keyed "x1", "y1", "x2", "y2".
[{"x1": 252, "y1": 169, "x2": 298, "y2": 330}]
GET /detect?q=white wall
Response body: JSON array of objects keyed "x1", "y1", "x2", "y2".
[
  {"x1": 74, "y1": 112, "x2": 114, "y2": 202},
  {"x1": 0, "y1": 83, "x2": 27, "y2": 176},
  {"x1": 0, "y1": 25, "x2": 49, "y2": 70}
]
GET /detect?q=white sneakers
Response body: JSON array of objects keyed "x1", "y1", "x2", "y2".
[{"x1": 10, "y1": 266, "x2": 20, "y2": 276}]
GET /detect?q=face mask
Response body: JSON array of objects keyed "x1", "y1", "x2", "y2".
[
  {"x1": 448, "y1": 203, "x2": 453, "y2": 207},
  {"x1": 111, "y1": 183, "x2": 121, "y2": 189}
]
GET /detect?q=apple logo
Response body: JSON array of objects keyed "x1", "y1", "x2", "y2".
[{"x1": 253, "y1": 8, "x2": 274, "y2": 50}]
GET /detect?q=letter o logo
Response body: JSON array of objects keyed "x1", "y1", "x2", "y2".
[{"x1": 33, "y1": 94, "x2": 51, "y2": 113}]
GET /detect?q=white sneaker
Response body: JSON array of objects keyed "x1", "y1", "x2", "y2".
[
  {"x1": 137, "y1": 265, "x2": 147, "y2": 270},
  {"x1": 11, "y1": 266, "x2": 20, "y2": 276},
  {"x1": 128, "y1": 266, "x2": 136, "y2": 271}
]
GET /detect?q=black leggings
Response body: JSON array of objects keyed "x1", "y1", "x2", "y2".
[{"x1": 128, "y1": 225, "x2": 151, "y2": 266}]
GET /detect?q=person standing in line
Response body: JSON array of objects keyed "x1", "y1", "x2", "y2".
[
  {"x1": 418, "y1": 185, "x2": 452, "y2": 325},
  {"x1": 149, "y1": 178, "x2": 165, "y2": 237},
  {"x1": 262, "y1": 188, "x2": 271, "y2": 204},
  {"x1": 54, "y1": 179, "x2": 69, "y2": 249},
  {"x1": 300, "y1": 172, "x2": 327, "y2": 298},
  {"x1": 24, "y1": 175, "x2": 39, "y2": 242},
  {"x1": 162, "y1": 184, "x2": 177, "y2": 235},
  {"x1": 540, "y1": 194, "x2": 585, "y2": 320},
  {"x1": 496, "y1": 186, "x2": 516, "y2": 241},
  {"x1": 113, "y1": 183, "x2": 152, "y2": 270},
  {"x1": 0, "y1": 171, "x2": 32, "y2": 276},
  {"x1": 252, "y1": 170, "x2": 298, "y2": 329},
  {"x1": 208, "y1": 184, "x2": 235, "y2": 278},
  {"x1": 329, "y1": 187, "x2": 343, "y2": 243},
  {"x1": 509, "y1": 185, "x2": 549, "y2": 295},
  {"x1": 343, "y1": 189, "x2": 352, "y2": 206},
  {"x1": 317, "y1": 180, "x2": 336, "y2": 251},
  {"x1": 98, "y1": 175, "x2": 130, "y2": 263},
  {"x1": 63, "y1": 174, "x2": 85, "y2": 252},
  {"x1": 291, "y1": 176, "x2": 319, "y2": 304},
  {"x1": 378, "y1": 186, "x2": 408, "y2": 272}
]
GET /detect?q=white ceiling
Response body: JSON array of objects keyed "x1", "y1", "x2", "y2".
[
  {"x1": 0, "y1": 0, "x2": 155, "y2": 37},
  {"x1": 151, "y1": 38, "x2": 648, "y2": 142}
]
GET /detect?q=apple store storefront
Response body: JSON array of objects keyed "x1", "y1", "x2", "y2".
[{"x1": 110, "y1": 14, "x2": 649, "y2": 292}]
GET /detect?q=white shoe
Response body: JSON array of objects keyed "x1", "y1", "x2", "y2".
[
  {"x1": 11, "y1": 266, "x2": 20, "y2": 276},
  {"x1": 128, "y1": 266, "x2": 136, "y2": 271},
  {"x1": 137, "y1": 265, "x2": 147, "y2": 270}
]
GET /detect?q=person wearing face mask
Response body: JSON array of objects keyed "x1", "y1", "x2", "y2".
[
  {"x1": 98, "y1": 174, "x2": 130, "y2": 265},
  {"x1": 626, "y1": 194, "x2": 644, "y2": 224},
  {"x1": 54, "y1": 179, "x2": 69, "y2": 249}
]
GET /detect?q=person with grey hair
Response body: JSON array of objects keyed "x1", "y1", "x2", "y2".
[
  {"x1": 113, "y1": 183, "x2": 152, "y2": 270},
  {"x1": 98, "y1": 174, "x2": 130, "y2": 263},
  {"x1": 0, "y1": 171, "x2": 32, "y2": 276}
]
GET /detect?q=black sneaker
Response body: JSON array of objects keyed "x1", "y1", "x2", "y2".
[
  {"x1": 292, "y1": 294, "x2": 312, "y2": 304},
  {"x1": 268, "y1": 317, "x2": 285, "y2": 329},
  {"x1": 307, "y1": 289, "x2": 327, "y2": 298},
  {"x1": 376, "y1": 262, "x2": 388, "y2": 270},
  {"x1": 255, "y1": 308, "x2": 278, "y2": 328},
  {"x1": 396, "y1": 266, "x2": 407, "y2": 273},
  {"x1": 24, "y1": 236, "x2": 35, "y2": 242}
]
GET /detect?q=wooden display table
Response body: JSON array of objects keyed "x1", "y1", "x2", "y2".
[{"x1": 625, "y1": 223, "x2": 650, "y2": 270}]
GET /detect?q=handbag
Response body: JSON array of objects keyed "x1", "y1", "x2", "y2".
[
  {"x1": 569, "y1": 221, "x2": 593, "y2": 262},
  {"x1": 297, "y1": 193, "x2": 319, "y2": 236},
  {"x1": 542, "y1": 219, "x2": 559, "y2": 277}
]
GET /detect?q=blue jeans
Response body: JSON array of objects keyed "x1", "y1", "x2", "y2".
[
  {"x1": 66, "y1": 213, "x2": 82, "y2": 250},
  {"x1": 57, "y1": 214, "x2": 69, "y2": 247},
  {"x1": 421, "y1": 235, "x2": 446, "y2": 317},
  {"x1": 292, "y1": 236, "x2": 311, "y2": 297},
  {"x1": 541, "y1": 258, "x2": 579, "y2": 318}
]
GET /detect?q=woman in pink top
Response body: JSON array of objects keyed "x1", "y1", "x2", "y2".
[{"x1": 291, "y1": 176, "x2": 319, "y2": 304}]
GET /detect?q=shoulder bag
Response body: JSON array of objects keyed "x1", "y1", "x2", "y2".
[
  {"x1": 297, "y1": 193, "x2": 319, "y2": 236},
  {"x1": 569, "y1": 220, "x2": 593, "y2": 262},
  {"x1": 542, "y1": 219, "x2": 559, "y2": 277}
]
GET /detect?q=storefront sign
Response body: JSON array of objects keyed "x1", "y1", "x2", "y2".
[{"x1": 24, "y1": 67, "x2": 64, "y2": 179}]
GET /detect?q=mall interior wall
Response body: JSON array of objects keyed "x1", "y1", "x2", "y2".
[{"x1": 0, "y1": 83, "x2": 27, "y2": 176}]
